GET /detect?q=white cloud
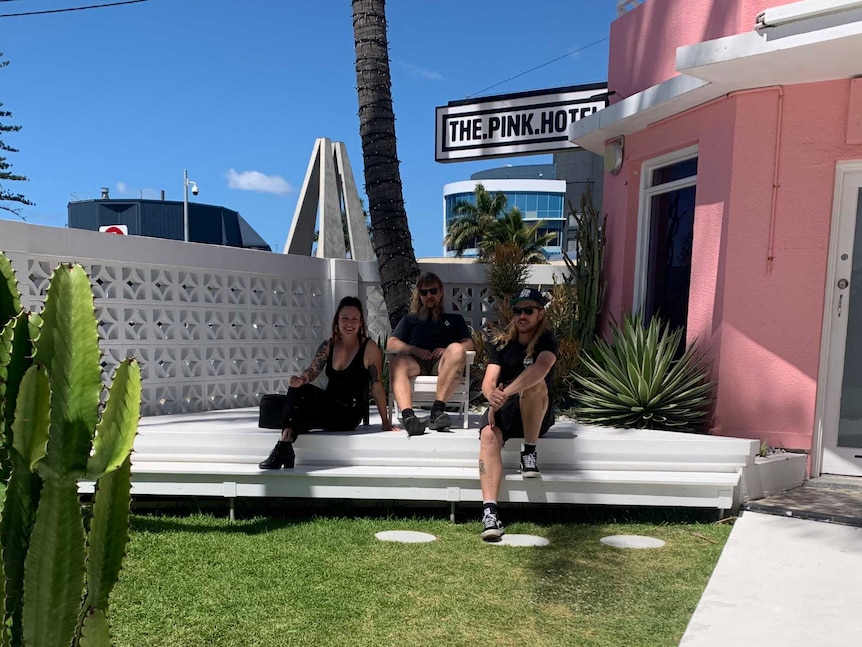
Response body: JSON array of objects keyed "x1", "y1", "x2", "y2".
[
  {"x1": 399, "y1": 61, "x2": 443, "y2": 81},
  {"x1": 225, "y1": 169, "x2": 292, "y2": 195},
  {"x1": 116, "y1": 181, "x2": 129, "y2": 195}
]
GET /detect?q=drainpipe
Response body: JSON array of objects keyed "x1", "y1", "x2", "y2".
[
  {"x1": 650, "y1": 85, "x2": 786, "y2": 274},
  {"x1": 728, "y1": 86, "x2": 785, "y2": 274}
]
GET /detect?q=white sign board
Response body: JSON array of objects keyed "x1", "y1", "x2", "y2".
[
  {"x1": 435, "y1": 83, "x2": 607, "y2": 163},
  {"x1": 99, "y1": 224, "x2": 128, "y2": 235}
]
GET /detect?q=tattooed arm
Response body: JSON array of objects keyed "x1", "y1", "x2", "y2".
[
  {"x1": 366, "y1": 341, "x2": 395, "y2": 430},
  {"x1": 289, "y1": 340, "x2": 330, "y2": 388}
]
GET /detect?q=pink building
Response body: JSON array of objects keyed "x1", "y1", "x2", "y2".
[{"x1": 571, "y1": 0, "x2": 862, "y2": 477}]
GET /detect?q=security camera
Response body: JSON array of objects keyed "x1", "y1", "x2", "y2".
[{"x1": 190, "y1": 182, "x2": 199, "y2": 196}]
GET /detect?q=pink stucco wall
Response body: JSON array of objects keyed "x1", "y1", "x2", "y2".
[
  {"x1": 609, "y1": 0, "x2": 795, "y2": 100},
  {"x1": 602, "y1": 80, "x2": 862, "y2": 451}
]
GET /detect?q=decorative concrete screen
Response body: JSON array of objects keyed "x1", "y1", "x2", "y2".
[{"x1": 4, "y1": 221, "x2": 330, "y2": 416}]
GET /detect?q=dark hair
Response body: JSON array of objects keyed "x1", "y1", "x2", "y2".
[{"x1": 331, "y1": 296, "x2": 366, "y2": 340}]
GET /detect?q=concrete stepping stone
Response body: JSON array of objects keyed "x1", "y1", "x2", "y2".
[
  {"x1": 375, "y1": 530, "x2": 437, "y2": 543},
  {"x1": 488, "y1": 534, "x2": 550, "y2": 547},
  {"x1": 600, "y1": 534, "x2": 665, "y2": 549}
]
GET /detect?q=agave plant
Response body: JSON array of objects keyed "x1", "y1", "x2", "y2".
[{"x1": 573, "y1": 313, "x2": 714, "y2": 432}]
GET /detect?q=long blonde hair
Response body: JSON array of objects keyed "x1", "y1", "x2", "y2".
[
  {"x1": 408, "y1": 272, "x2": 444, "y2": 322},
  {"x1": 491, "y1": 310, "x2": 549, "y2": 360}
]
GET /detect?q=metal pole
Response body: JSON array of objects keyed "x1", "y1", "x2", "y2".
[{"x1": 183, "y1": 168, "x2": 189, "y2": 242}]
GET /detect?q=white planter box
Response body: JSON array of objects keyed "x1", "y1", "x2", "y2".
[{"x1": 739, "y1": 452, "x2": 808, "y2": 504}]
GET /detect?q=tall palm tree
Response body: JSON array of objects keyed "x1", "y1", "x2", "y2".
[
  {"x1": 352, "y1": 0, "x2": 418, "y2": 327},
  {"x1": 481, "y1": 208, "x2": 554, "y2": 264},
  {"x1": 445, "y1": 183, "x2": 508, "y2": 257}
]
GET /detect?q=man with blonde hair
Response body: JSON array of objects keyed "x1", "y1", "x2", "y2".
[
  {"x1": 387, "y1": 272, "x2": 473, "y2": 435},
  {"x1": 478, "y1": 287, "x2": 558, "y2": 541}
]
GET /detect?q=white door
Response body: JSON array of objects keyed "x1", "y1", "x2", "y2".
[{"x1": 821, "y1": 166, "x2": 862, "y2": 476}]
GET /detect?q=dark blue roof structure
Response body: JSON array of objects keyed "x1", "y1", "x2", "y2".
[{"x1": 67, "y1": 199, "x2": 271, "y2": 251}]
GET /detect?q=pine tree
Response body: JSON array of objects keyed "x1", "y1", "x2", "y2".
[{"x1": 0, "y1": 54, "x2": 33, "y2": 217}]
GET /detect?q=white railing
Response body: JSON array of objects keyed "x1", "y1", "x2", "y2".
[
  {"x1": 1, "y1": 220, "x2": 566, "y2": 416},
  {"x1": 617, "y1": 0, "x2": 646, "y2": 16}
]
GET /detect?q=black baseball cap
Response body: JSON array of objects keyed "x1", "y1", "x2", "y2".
[{"x1": 511, "y1": 288, "x2": 547, "y2": 307}]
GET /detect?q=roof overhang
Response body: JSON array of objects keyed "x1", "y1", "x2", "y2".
[{"x1": 570, "y1": 6, "x2": 862, "y2": 154}]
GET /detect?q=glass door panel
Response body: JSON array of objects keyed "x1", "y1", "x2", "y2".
[{"x1": 644, "y1": 185, "x2": 696, "y2": 335}]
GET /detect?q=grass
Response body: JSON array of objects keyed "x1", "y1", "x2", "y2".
[{"x1": 109, "y1": 509, "x2": 731, "y2": 647}]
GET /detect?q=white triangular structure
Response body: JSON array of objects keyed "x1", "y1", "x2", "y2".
[{"x1": 284, "y1": 138, "x2": 374, "y2": 261}]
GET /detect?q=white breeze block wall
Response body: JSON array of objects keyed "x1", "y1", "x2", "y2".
[
  {"x1": 1, "y1": 221, "x2": 568, "y2": 415},
  {"x1": 2, "y1": 221, "x2": 331, "y2": 416}
]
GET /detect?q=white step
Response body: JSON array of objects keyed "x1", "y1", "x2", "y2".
[{"x1": 77, "y1": 407, "x2": 758, "y2": 511}]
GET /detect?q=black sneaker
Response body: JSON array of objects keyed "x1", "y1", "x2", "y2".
[
  {"x1": 401, "y1": 413, "x2": 427, "y2": 437},
  {"x1": 519, "y1": 450, "x2": 540, "y2": 478},
  {"x1": 428, "y1": 410, "x2": 452, "y2": 431},
  {"x1": 481, "y1": 510, "x2": 505, "y2": 542}
]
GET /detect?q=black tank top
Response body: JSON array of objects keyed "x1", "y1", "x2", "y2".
[{"x1": 325, "y1": 337, "x2": 370, "y2": 408}]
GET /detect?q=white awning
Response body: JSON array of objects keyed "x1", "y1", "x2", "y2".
[{"x1": 570, "y1": 4, "x2": 862, "y2": 154}]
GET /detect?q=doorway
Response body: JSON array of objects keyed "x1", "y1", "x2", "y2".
[
  {"x1": 635, "y1": 146, "x2": 698, "y2": 337},
  {"x1": 819, "y1": 163, "x2": 862, "y2": 476}
]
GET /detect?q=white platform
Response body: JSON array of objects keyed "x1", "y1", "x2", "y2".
[{"x1": 80, "y1": 408, "x2": 763, "y2": 516}]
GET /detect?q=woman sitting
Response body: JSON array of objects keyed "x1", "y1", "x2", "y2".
[{"x1": 259, "y1": 296, "x2": 394, "y2": 469}]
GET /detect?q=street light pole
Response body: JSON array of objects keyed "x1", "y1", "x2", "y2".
[
  {"x1": 183, "y1": 169, "x2": 189, "y2": 242},
  {"x1": 182, "y1": 169, "x2": 198, "y2": 242}
]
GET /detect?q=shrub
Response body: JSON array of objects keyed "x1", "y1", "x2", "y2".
[{"x1": 573, "y1": 313, "x2": 714, "y2": 432}]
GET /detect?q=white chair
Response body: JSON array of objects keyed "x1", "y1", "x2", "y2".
[{"x1": 387, "y1": 351, "x2": 476, "y2": 429}]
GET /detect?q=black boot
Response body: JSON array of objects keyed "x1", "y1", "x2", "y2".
[{"x1": 258, "y1": 441, "x2": 295, "y2": 469}]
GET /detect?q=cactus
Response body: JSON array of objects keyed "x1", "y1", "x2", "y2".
[{"x1": 0, "y1": 253, "x2": 141, "y2": 647}]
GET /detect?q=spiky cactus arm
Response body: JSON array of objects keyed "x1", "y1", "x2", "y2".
[
  {"x1": 33, "y1": 265, "x2": 102, "y2": 481},
  {"x1": 1, "y1": 315, "x2": 35, "y2": 462},
  {"x1": 22, "y1": 479, "x2": 86, "y2": 647},
  {"x1": 0, "y1": 451, "x2": 42, "y2": 647},
  {"x1": 0, "y1": 254, "x2": 21, "y2": 331},
  {"x1": 75, "y1": 457, "x2": 133, "y2": 647},
  {"x1": 86, "y1": 360, "x2": 141, "y2": 481}
]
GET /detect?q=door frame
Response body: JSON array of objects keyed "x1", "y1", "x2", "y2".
[
  {"x1": 813, "y1": 160, "x2": 862, "y2": 476},
  {"x1": 633, "y1": 144, "x2": 699, "y2": 312}
]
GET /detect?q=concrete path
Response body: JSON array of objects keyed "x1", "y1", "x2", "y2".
[{"x1": 680, "y1": 511, "x2": 862, "y2": 646}]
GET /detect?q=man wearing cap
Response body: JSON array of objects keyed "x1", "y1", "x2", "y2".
[
  {"x1": 478, "y1": 287, "x2": 558, "y2": 541},
  {"x1": 387, "y1": 272, "x2": 474, "y2": 436}
]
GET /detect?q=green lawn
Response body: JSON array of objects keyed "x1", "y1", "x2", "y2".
[{"x1": 109, "y1": 511, "x2": 731, "y2": 647}]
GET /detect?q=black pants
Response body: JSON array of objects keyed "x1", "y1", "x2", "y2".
[{"x1": 281, "y1": 384, "x2": 364, "y2": 436}]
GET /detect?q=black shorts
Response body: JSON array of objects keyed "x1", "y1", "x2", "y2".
[
  {"x1": 396, "y1": 353, "x2": 439, "y2": 376},
  {"x1": 478, "y1": 395, "x2": 554, "y2": 441}
]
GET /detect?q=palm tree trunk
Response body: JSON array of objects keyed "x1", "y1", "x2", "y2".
[{"x1": 352, "y1": 0, "x2": 419, "y2": 328}]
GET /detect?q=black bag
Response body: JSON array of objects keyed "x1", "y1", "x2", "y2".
[{"x1": 258, "y1": 393, "x2": 287, "y2": 429}]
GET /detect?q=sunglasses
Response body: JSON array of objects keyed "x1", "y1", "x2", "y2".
[
  {"x1": 513, "y1": 306, "x2": 538, "y2": 316},
  {"x1": 418, "y1": 287, "x2": 440, "y2": 296}
]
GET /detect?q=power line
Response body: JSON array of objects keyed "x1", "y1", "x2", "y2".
[
  {"x1": 0, "y1": 0, "x2": 151, "y2": 18},
  {"x1": 465, "y1": 36, "x2": 610, "y2": 99}
]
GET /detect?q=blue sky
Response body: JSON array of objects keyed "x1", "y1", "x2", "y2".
[{"x1": 1, "y1": 0, "x2": 615, "y2": 258}]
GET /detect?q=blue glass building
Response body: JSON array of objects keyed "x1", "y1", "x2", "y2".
[{"x1": 443, "y1": 164, "x2": 566, "y2": 258}]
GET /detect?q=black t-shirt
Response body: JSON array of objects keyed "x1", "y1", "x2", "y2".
[
  {"x1": 391, "y1": 313, "x2": 471, "y2": 351},
  {"x1": 488, "y1": 330, "x2": 559, "y2": 390}
]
